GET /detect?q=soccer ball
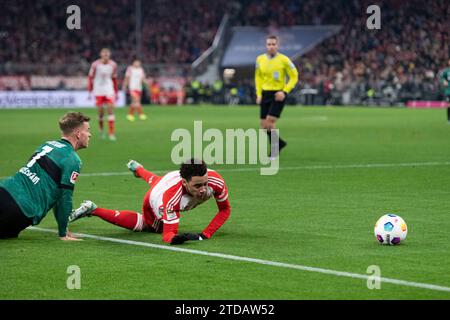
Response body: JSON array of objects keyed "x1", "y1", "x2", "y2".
[{"x1": 374, "y1": 214, "x2": 408, "y2": 245}]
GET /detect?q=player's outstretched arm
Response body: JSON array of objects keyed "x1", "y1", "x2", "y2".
[
  {"x1": 201, "y1": 198, "x2": 231, "y2": 239},
  {"x1": 53, "y1": 189, "x2": 74, "y2": 238}
]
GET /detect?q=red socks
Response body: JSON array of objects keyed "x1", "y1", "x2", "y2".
[
  {"x1": 108, "y1": 114, "x2": 115, "y2": 135},
  {"x1": 136, "y1": 167, "x2": 160, "y2": 185},
  {"x1": 128, "y1": 104, "x2": 142, "y2": 116},
  {"x1": 92, "y1": 208, "x2": 144, "y2": 231},
  {"x1": 98, "y1": 117, "x2": 104, "y2": 131}
]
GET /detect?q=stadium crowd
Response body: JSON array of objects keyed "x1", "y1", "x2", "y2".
[
  {"x1": 0, "y1": 0, "x2": 230, "y2": 75},
  {"x1": 1, "y1": 0, "x2": 449, "y2": 104},
  {"x1": 232, "y1": 0, "x2": 450, "y2": 105}
]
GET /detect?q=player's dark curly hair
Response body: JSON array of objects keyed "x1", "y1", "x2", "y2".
[{"x1": 180, "y1": 158, "x2": 207, "y2": 181}]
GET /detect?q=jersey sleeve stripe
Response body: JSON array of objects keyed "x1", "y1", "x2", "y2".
[
  {"x1": 167, "y1": 187, "x2": 182, "y2": 206},
  {"x1": 162, "y1": 219, "x2": 180, "y2": 224},
  {"x1": 208, "y1": 176, "x2": 224, "y2": 183},
  {"x1": 216, "y1": 193, "x2": 228, "y2": 202},
  {"x1": 166, "y1": 186, "x2": 182, "y2": 209},
  {"x1": 208, "y1": 181, "x2": 224, "y2": 190},
  {"x1": 208, "y1": 177, "x2": 224, "y2": 186},
  {"x1": 168, "y1": 194, "x2": 182, "y2": 210},
  {"x1": 209, "y1": 181, "x2": 224, "y2": 189}
]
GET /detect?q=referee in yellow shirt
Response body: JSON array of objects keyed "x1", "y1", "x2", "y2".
[{"x1": 255, "y1": 35, "x2": 298, "y2": 158}]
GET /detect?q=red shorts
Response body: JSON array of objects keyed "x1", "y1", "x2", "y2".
[
  {"x1": 130, "y1": 90, "x2": 142, "y2": 99},
  {"x1": 95, "y1": 96, "x2": 115, "y2": 106},
  {"x1": 141, "y1": 176, "x2": 163, "y2": 233}
]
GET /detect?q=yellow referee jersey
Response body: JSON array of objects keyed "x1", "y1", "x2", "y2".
[{"x1": 255, "y1": 53, "x2": 299, "y2": 97}]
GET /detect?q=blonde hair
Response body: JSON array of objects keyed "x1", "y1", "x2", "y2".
[{"x1": 59, "y1": 112, "x2": 90, "y2": 135}]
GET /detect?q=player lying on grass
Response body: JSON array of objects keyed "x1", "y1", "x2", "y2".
[{"x1": 69, "y1": 159, "x2": 231, "y2": 245}]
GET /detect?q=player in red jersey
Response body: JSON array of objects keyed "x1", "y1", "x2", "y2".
[
  {"x1": 88, "y1": 48, "x2": 118, "y2": 141},
  {"x1": 123, "y1": 59, "x2": 148, "y2": 121},
  {"x1": 69, "y1": 159, "x2": 231, "y2": 245}
]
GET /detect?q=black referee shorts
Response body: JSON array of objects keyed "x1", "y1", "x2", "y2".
[
  {"x1": 260, "y1": 90, "x2": 287, "y2": 119},
  {"x1": 0, "y1": 187, "x2": 32, "y2": 239}
]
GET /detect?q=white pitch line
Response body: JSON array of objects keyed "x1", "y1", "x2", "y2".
[
  {"x1": 63, "y1": 161, "x2": 450, "y2": 178},
  {"x1": 28, "y1": 226, "x2": 450, "y2": 294},
  {"x1": 2, "y1": 161, "x2": 450, "y2": 180}
]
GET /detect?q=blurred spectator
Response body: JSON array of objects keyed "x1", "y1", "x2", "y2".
[{"x1": 149, "y1": 79, "x2": 161, "y2": 105}]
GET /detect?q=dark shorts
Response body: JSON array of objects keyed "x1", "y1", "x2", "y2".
[
  {"x1": 0, "y1": 187, "x2": 32, "y2": 239},
  {"x1": 260, "y1": 90, "x2": 286, "y2": 119}
]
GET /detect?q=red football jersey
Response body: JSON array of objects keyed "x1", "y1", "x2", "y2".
[{"x1": 147, "y1": 169, "x2": 230, "y2": 242}]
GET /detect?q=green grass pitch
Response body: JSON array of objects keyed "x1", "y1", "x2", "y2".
[{"x1": 1, "y1": 105, "x2": 450, "y2": 299}]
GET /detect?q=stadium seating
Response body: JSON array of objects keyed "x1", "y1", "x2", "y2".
[{"x1": 1, "y1": 0, "x2": 449, "y2": 104}]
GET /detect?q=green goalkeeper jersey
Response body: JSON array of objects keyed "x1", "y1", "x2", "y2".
[
  {"x1": 0, "y1": 139, "x2": 81, "y2": 237},
  {"x1": 439, "y1": 68, "x2": 450, "y2": 95}
]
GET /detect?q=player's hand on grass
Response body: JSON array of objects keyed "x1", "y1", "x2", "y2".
[
  {"x1": 170, "y1": 233, "x2": 188, "y2": 245},
  {"x1": 60, "y1": 231, "x2": 83, "y2": 241},
  {"x1": 275, "y1": 91, "x2": 286, "y2": 101},
  {"x1": 170, "y1": 233, "x2": 207, "y2": 245},
  {"x1": 196, "y1": 233, "x2": 208, "y2": 240},
  {"x1": 60, "y1": 235, "x2": 83, "y2": 241},
  {"x1": 184, "y1": 233, "x2": 207, "y2": 241}
]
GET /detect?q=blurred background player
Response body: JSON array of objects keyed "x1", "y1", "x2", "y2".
[
  {"x1": 439, "y1": 58, "x2": 450, "y2": 123},
  {"x1": 0, "y1": 112, "x2": 90, "y2": 240},
  {"x1": 255, "y1": 35, "x2": 298, "y2": 159},
  {"x1": 88, "y1": 48, "x2": 118, "y2": 141},
  {"x1": 69, "y1": 159, "x2": 231, "y2": 245},
  {"x1": 149, "y1": 79, "x2": 161, "y2": 105},
  {"x1": 123, "y1": 59, "x2": 148, "y2": 121}
]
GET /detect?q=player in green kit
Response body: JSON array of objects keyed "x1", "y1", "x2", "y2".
[
  {"x1": 439, "y1": 58, "x2": 450, "y2": 122},
  {"x1": 0, "y1": 112, "x2": 91, "y2": 240}
]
